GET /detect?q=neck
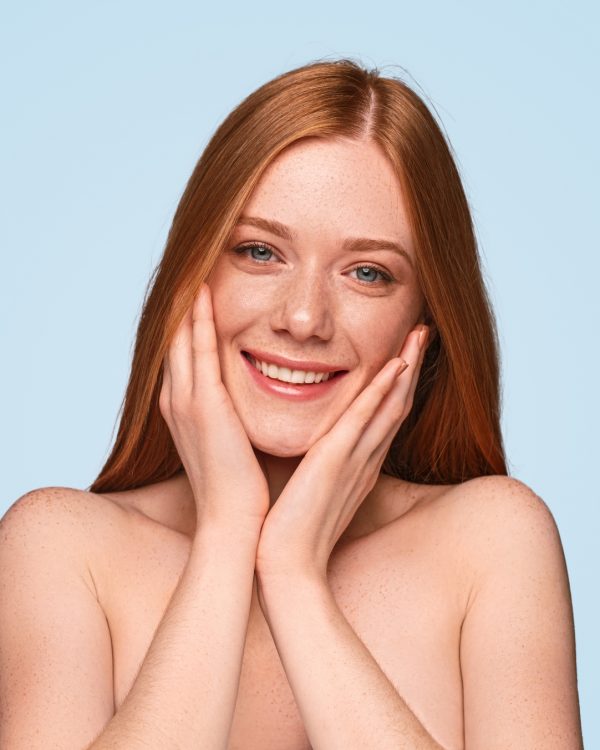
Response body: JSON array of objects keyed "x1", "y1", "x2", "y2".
[
  {"x1": 252, "y1": 448, "x2": 390, "y2": 543},
  {"x1": 171, "y1": 451, "x2": 307, "y2": 537},
  {"x1": 253, "y1": 449, "x2": 305, "y2": 508},
  {"x1": 172, "y1": 451, "x2": 403, "y2": 541}
]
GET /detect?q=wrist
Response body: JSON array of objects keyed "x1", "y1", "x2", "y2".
[
  {"x1": 255, "y1": 559, "x2": 327, "y2": 590},
  {"x1": 194, "y1": 517, "x2": 262, "y2": 551},
  {"x1": 255, "y1": 567, "x2": 331, "y2": 619}
]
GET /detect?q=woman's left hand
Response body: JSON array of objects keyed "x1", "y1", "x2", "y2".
[{"x1": 255, "y1": 324, "x2": 430, "y2": 586}]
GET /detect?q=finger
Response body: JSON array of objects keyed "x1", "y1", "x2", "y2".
[
  {"x1": 400, "y1": 325, "x2": 429, "y2": 420},
  {"x1": 326, "y1": 356, "x2": 408, "y2": 452},
  {"x1": 390, "y1": 326, "x2": 427, "y2": 419},
  {"x1": 191, "y1": 283, "x2": 223, "y2": 393},
  {"x1": 358, "y1": 326, "x2": 426, "y2": 458},
  {"x1": 168, "y1": 303, "x2": 193, "y2": 397}
]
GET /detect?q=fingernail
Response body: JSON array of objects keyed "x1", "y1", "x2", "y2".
[
  {"x1": 396, "y1": 358, "x2": 409, "y2": 376},
  {"x1": 418, "y1": 325, "x2": 429, "y2": 348}
]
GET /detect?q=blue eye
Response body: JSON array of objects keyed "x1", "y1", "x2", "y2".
[
  {"x1": 234, "y1": 242, "x2": 276, "y2": 262},
  {"x1": 234, "y1": 243, "x2": 393, "y2": 286},
  {"x1": 351, "y1": 265, "x2": 393, "y2": 285}
]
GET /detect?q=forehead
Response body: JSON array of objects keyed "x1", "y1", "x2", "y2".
[{"x1": 240, "y1": 137, "x2": 414, "y2": 255}]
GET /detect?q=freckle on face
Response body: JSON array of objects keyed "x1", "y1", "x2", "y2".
[{"x1": 207, "y1": 136, "x2": 424, "y2": 456}]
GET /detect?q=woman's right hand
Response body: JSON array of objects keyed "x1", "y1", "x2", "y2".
[{"x1": 159, "y1": 282, "x2": 270, "y2": 537}]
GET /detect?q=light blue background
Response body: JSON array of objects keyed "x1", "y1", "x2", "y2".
[{"x1": 1, "y1": 0, "x2": 597, "y2": 744}]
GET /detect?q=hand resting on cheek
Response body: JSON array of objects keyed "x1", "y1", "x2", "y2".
[{"x1": 161, "y1": 280, "x2": 429, "y2": 583}]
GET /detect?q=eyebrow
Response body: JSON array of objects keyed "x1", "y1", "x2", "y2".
[{"x1": 235, "y1": 214, "x2": 414, "y2": 268}]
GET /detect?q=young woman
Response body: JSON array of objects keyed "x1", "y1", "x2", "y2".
[{"x1": 0, "y1": 59, "x2": 583, "y2": 749}]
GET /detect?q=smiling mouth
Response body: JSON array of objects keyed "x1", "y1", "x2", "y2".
[{"x1": 241, "y1": 351, "x2": 347, "y2": 385}]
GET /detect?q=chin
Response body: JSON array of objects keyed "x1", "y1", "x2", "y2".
[
  {"x1": 253, "y1": 443, "x2": 308, "y2": 458},
  {"x1": 244, "y1": 422, "x2": 327, "y2": 458},
  {"x1": 247, "y1": 433, "x2": 312, "y2": 458}
]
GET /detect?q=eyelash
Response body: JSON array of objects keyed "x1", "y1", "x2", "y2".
[{"x1": 233, "y1": 242, "x2": 395, "y2": 285}]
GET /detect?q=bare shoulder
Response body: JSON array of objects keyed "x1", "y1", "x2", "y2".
[
  {"x1": 373, "y1": 473, "x2": 557, "y2": 542},
  {"x1": 3, "y1": 484, "x2": 116, "y2": 520},
  {"x1": 2, "y1": 484, "x2": 131, "y2": 536},
  {"x1": 0, "y1": 487, "x2": 125, "y2": 747},
  {"x1": 434, "y1": 477, "x2": 582, "y2": 747},
  {"x1": 431, "y1": 475, "x2": 571, "y2": 618},
  {"x1": 0, "y1": 485, "x2": 131, "y2": 594},
  {"x1": 381, "y1": 474, "x2": 568, "y2": 613},
  {"x1": 441, "y1": 473, "x2": 554, "y2": 518},
  {"x1": 438, "y1": 474, "x2": 563, "y2": 561}
]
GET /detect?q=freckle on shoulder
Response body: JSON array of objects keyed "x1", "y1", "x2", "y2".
[
  {"x1": 449, "y1": 474, "x2": 552, "y2": 517},
  {"x1": 1, "y1": 485, "x2": 120, "y2": 539},
  {"x1": 440, "y1": 474, "x2": 560, "y2": 563}
]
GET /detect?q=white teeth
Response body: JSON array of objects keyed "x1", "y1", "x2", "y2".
[{"x1": 247, "y1": 354, "x2": 335, "y2": 385}]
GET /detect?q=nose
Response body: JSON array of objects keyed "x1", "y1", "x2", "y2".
[{"x1": 270, "y1": 266, "x2": 335, "y2": 342}]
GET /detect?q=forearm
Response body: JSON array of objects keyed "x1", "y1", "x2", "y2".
[
  {"x1": 90, "y1": 524, "x2": 259, "y2": 750},
  {"x1": 257, "y1": 574, "x2": 445, "y2": 750}
]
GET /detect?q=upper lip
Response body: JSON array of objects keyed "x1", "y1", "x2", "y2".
[{"x1": 243, "y1": 348, "x2": 348, "y2": 373}]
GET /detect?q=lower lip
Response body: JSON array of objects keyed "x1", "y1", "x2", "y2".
[{"x1": 241, "y1": 352, "x2": 348, "y2": 401}]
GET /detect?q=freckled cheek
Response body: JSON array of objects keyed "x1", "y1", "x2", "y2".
[
  {"x1": 344, "y1": 307, "x2": 411, "y2": 369},
  {"x1": 210, "y1": 282, "x2": 273, "y2": 343}
]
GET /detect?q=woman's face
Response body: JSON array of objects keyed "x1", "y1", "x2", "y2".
[{"x1": 207, "y1": 136, "x2": 426, "y2": 456}]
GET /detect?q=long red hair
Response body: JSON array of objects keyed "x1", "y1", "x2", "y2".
[{"x1": 89, "y1": 57, "x2": 507, "y2": 493}]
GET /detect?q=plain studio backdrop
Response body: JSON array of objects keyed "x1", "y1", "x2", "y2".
[{"x1": 1, "y1": 0, "x2": 598, "y2": 745}]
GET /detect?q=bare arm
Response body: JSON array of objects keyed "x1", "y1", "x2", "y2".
[
  {"x1": 458, "y1": 477, "x2": 584, "y2": 749},
  {"x1": 0, "y1": 490, "x2": 115, "y2": 750},
  {"x1": 94, "y1": 283, "x2": 271, "y2": 748},
  {"x1": 257, "y1": 573, "x2": 445, "y2": 750},
  {"x1": 94, "y1": 283, "x2": 272, "y2": 748},
  {"x1": 255, "y1": 478, "x2": 584, "y2": 750},
  {"x1": 90, "y1": 521, "x2": 259, "y2": 750},
  {"x1": 0, "y1": 489, "x2": 260, "y2": 750}
]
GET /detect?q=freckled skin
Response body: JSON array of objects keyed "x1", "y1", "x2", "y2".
[{"x1": 207, "y1": 136, "x2": 425, "y2": 491}]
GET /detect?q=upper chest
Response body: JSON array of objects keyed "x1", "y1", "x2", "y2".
[{"x1": 95, "y1": 497, "x2": 469, "y2": 750}]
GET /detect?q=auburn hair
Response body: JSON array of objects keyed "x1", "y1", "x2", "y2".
[{"x1": 89, "y1": 57, "x2": 507, "y2": 493}]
